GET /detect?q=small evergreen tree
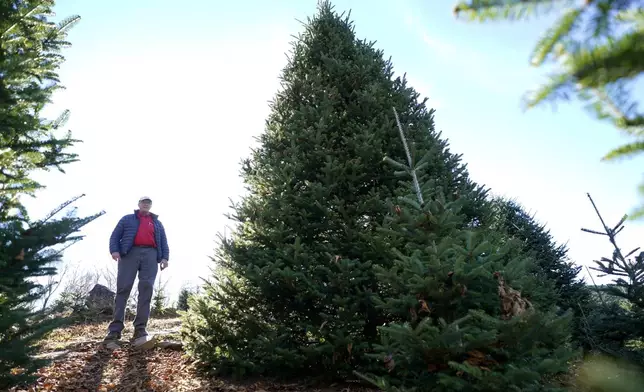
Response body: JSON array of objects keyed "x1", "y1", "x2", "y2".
[
  {"x1": 177, "y1": 287, "x2": 192, "y2": 311},
  {"x1": 151, "y1": 277, "x2": 169, "y2": 317},
  {"x1": 0, "y1": 198, "x2": 102, "y2": 388},
  {"x1": 357, "y1": 121, "x2": 577, "y2": 391},
  {"x1": 0, "y1": 1, "x2": 102, "y2": 388},
  {"x1": 451, "y1": 0, "x2": 644, "y2": 218},
  {"x1": 151, "y1": 290, "x2": 167, "y2": 317},
  {"x1": 182, "y1": 1, "x2": 488, "y2": 378},
  {"x1": 580, "y1": 193, "x2": 644, "y2": 363},
  {"x1": 488, "y1": 197, "x2": 592, "y2": 346}
]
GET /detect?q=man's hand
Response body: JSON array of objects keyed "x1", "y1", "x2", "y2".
[
  {"x1": 160, "y1": 259, "x2": 168, "y2": 270},
  {"x1": 111, "y1": 252, "x2": 121, "y2": 262}
]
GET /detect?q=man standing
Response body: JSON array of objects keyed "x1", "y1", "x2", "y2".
[{"x1": 105, "y1": 196, "x2": 169, "y2": 346}]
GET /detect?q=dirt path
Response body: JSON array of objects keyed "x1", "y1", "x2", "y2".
[
  {"x1": 9, "y1": 318, "x2": 374, "y2": 392},
  {"x1": 9, "y1": 318, "x2": 203, "y2": 391}
]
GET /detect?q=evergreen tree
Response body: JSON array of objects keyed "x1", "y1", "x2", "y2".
[
  {"x1": 452, "y1": 0, "x2": 644, "y2": 218},
  {"x1": 579, "y1": 194, "x2": 644, "y2": 363},
  {"x1": 182, "y1": 1, "x2": 488, "y2": 378},
  {"x1": 152, "y1": 278, "x2": 168, "y2": 317},
  {"x1": 177, "y1": 287, "x2": 192, "y2": 311},
  {"x1": 0, "y1": 1, "x2": 102, "y2": 388},
  {"x1": 488, "y1": 197, "x2": 592, "y2": 346},
  {"x1": 357, "y1": 126, "x2": 577, "y2": 391}
]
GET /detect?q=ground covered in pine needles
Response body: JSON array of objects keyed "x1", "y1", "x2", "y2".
[
  {"x1": 9, "y1": 317, "x2": 375, "y2": 392},
  {"x1": 9, "y1": 316, "x2": 643, "y2": 392}
]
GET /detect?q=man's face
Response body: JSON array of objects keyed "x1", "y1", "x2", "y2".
[{"x1": 138, "y1": 199, "x2": 152, "y2": 212}]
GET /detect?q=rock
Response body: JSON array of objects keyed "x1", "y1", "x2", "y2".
[
  {"x1": 86, "y1": 284, "x2": 115, "y2": 314},
  {"x1": 157, "y1": 341, "x2": 183, "y2": 350}
]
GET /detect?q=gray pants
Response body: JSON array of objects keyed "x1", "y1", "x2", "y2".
[{"x1": 108, "y1": 246, "x2": 158, "y2": 334}]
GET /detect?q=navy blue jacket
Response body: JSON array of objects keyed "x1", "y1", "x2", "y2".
[{"x1": 109, "y1": 210, "x2": 169, "y2": 262}]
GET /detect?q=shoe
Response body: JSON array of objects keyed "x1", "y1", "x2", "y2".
[
  {"x1": 132, "y1": 329, "x2": 148, "y2": 340},
  {"x1": 132, "y1": 333, "x2": 157, "y2": 350},
  {"x1": 103, "y1": 331, "x2": 121, "y2": 342}
]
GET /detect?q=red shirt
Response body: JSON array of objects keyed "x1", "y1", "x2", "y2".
[{"x1": 133, "y1": 212, "x2": 156, "y2": 247}]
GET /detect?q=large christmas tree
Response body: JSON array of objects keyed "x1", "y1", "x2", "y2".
[
  {"x1": 182, "y1": 1, "x2": 488, "y2": 378},
  {"x1": 0, "y1": 1, "x2": 102, "y2": 388},
  {"x1": 357, "y1": 129, "x2": 577, "y2": 391}
]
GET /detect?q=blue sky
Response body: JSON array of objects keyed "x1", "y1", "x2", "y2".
[{"x1": 28, "y1": 0, "x2": 643, "y2": 301}]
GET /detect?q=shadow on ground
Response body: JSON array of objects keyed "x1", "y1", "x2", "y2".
[
  {"x1": 50, "y1": 341, "x2": 156, "y2": 391},
  {"x1": 54, "y1": 343, "x2": 115, "y2": 391},
  {"x1": 119, "y1": 347, "x2": 154, "y2": 392}
]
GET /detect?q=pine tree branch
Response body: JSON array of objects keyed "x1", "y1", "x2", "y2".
[
  {"x1": 37, "y1": 194, "x2": 85, "y2": 225},
  {"x1": 453, "y1": 0, "x2": 575, "y2": 22},
  {"x1": 1, "y1": 3, "x2": 44, "y2": 39},
  {"x1": 585, "y1": 265, "x2": 608, "y2": 308},
  {"x1": 580, "y1": 227, "x2": 607, "y2": 236},
  {"x1": 589, "y1": 86, "x2": 640, "y2": 134},
  {"x1": 55, "y1": 16, "x2": 81, "y2": 36},
  {"x1": 524, "y1": 51, "x2": 643, "y2": 136},
  {"x1": 454, "y1": 1, "x2": 644, "y2": 220},
  {"x1": 602, "y1": 140, "x2": 644, "y2": 161},
  {"x1": 530, "y1": 7, "x2": 583, "y2": 66},
  {"x1": 570, "y1": 31, "x2": 644, "y2": 88},
  {"x1": 585, "y1": 193, "x2": 626, "y2": 262},
  {"x1": 392, "y1": 107, "x2": 423, "y2": 205}
]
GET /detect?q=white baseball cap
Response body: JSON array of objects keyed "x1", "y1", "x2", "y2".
[{"x1": 139, "y1": 196, "x2": 152, "y2": 203}]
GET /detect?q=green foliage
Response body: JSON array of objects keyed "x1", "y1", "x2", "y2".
[
  {"x1": 354, "y1": 130, "x2": 577, "y2": 392},
  {"x1": 0, "y1": 1, "x2": 103, "y2": 388},
  {"x1": 181, "y1": 0, "x2": 488, "y2": 380},
  {"x1": 52, "y1": 290, "x2": 89, "y2": 314},
  {"x1": 582, "y1": 293, "x2": 644, "y2": 363},
  {"x1": 52, "y1": 291, "x2": 83, "y2": 313},
  {"x1": 487, "y1": 197, "x2": 592, "y2": 345},
  {"x1": 152, "y1": 291, "x2": 167, "y2": 316},
  {"x1": 0, "y1": 0, "x2": 82, "y2": 211},
  {"x1": 579, "y1": 194, "x2": 644, "y2": 363},
  {"x1": 152, "y1": 280, "x2": 169, "y2": 317},
  {"x1": 0, "y1": 198, "x2": 102, "y2": 388},
  {"x1": 177, "y1": 287, "x2": 193, "y2": 312},
  {"x1": 575, "y1": 353, "x2": 644, "y2": 392},
  {"x1": 452, "y1": 0, "x2": 644, "y2": 218}
]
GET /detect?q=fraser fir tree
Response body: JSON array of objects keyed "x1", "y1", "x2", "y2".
[
  {"x1": 357, "y1": 115, "x2": 577, "y2": 391},
  {"x1": 0, "y1": 1, "x2": 102, "y2": 388},
  {"x1": 451, "y1": 0, "x2": 644, "y2": 218},
  {"x1": 182, "y1": 1, "x2": 488, "y2": 378}
]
